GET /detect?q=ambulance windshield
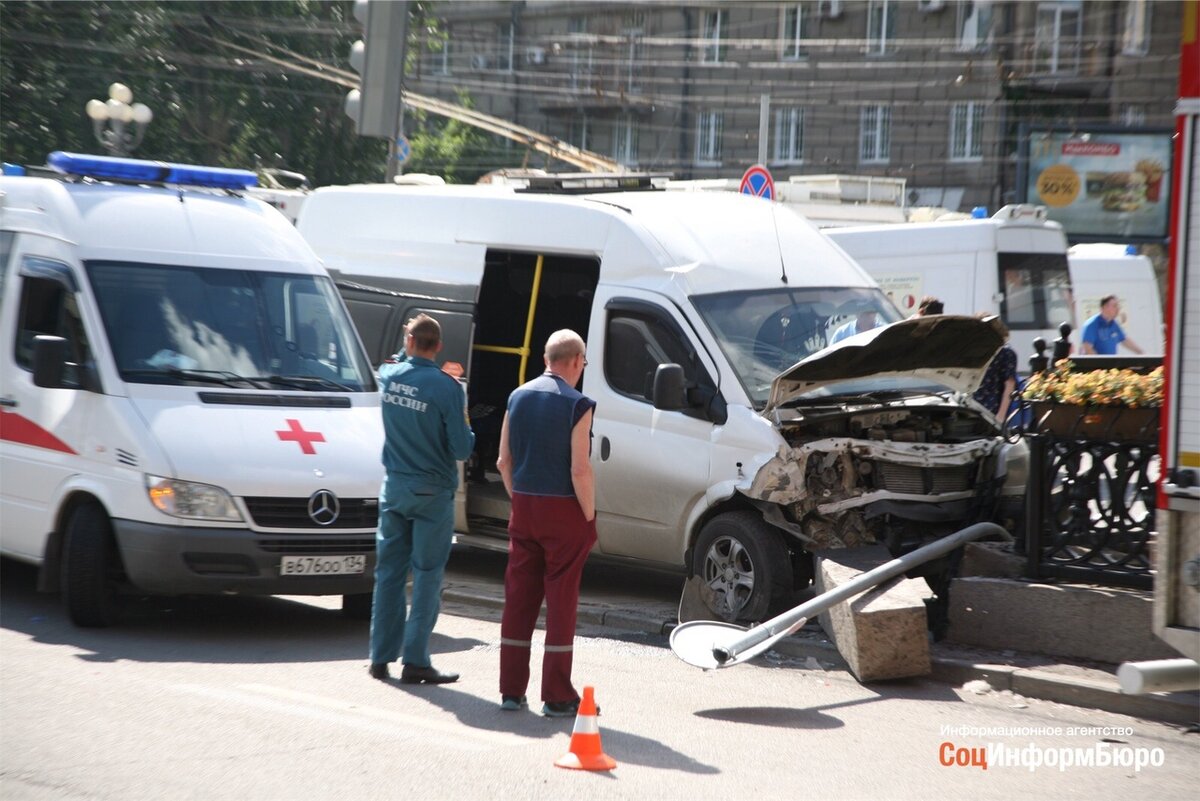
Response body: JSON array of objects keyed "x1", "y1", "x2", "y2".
[
  {"x1": 692, "y1": 286, "x2": 902, "y2": 407},
  {"x1": 86, "y1": 261, "x2": 374, "y2": 391}
]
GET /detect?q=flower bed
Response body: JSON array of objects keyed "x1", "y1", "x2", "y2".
[{"x1": 1021, "y1": 361, "x2": 1163, "y2": 443}]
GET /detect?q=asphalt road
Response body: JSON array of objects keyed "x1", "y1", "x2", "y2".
[{"x1": 2, "y1": 554, "x2": 1197, "y2": 801}]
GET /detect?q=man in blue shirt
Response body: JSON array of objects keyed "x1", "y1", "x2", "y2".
[
  {"x1": 369, "y1": 314, "x2": 474, "y2": 684},
  {"x1": 1080, "y1": 295, "x2": 1144, "y2": 355}
]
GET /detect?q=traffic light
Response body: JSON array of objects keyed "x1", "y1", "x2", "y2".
[{"x1": 345, "y1": 0, "x2": 408, "y2": 139}]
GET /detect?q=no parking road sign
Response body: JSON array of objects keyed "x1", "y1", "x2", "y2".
[{"x1": 739, "y1": 164, "x2": 775, "y2": 201}]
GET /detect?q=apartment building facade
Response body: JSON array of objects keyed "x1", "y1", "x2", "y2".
[{"x1": 406, "y1": 0, "x2": 1181, "y2": 214}]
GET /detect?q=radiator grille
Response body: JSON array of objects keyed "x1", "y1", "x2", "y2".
[
  {"x1": 257, "y1": 536, "x2": 376, "y2": 555},
  {"x1": 244, "y1": 497, "x2": 379, "y2": 530},
  {"x1": 875, "y1": 463, "x2": 972, "y2": 495}
]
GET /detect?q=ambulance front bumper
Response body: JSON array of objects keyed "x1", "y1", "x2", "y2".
[{"x1": 112, "y1": 519, "x2": 377, "y2": 596}]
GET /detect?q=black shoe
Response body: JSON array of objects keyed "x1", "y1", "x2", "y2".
[
  {"x1": 541, "y1": 699, "x2": 599, "y2": 717},
  {"x1": 368, "y1": 663, "x2": 390, "y2": 680},
  {"x1": 500, "y1": 695, "x2": 528, "y2": 711},
  {"x1": 400, "y1": 664, "x2": 459, "y2": 685},
  {"x1": 541, "y1": 699, "x2": 580, "y2": 718}
]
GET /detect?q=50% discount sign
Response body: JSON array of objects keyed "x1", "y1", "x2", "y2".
[{"x1": 1035, "y1": 164, "x2": 1080, "y2": 208}]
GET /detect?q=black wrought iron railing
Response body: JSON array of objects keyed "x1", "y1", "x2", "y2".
[{"x1": 1015, "y1": 329, "x2": 1162, "y2": 590}]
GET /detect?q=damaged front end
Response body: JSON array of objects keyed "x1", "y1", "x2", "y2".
[
  {"x1": 746, "y1": 315, "x2": 1017, "y2": 553},
  {"x1": 744, "y1": 405, "x2": 1006, "y2": 552}
]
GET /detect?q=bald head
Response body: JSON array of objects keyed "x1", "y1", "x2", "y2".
[{"x1": 545, "y1": 330, "x2": 585, "y2": 365}]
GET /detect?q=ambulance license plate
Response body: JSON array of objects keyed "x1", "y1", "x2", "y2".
[{"x1": 280, "y1": 555, "x2": 366, "y2": 576}]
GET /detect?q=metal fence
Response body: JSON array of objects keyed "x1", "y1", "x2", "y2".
[{"x1": 1016, "y1": 330, "x2": 1161, "y2": 590}]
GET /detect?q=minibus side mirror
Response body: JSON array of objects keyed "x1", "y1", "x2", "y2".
[
  {"x1": 652, "y1": 363, "x2": 687, "y2": 411},
  {"x1": 32, "y1": 335, "x2": 69, "y2": 388}
]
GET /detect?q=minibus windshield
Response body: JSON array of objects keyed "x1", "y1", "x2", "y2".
[
  {"x1": 692, "y1": 286, "x2": 902, "y2": 407},
  {"x1": 87, "y1": 261, "x2": 374, "y2": 391}
]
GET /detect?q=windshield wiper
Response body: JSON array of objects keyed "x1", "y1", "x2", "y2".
[
  {"x1": 259, "y1": 374, "x2": 354, "y2": 392},
  {"x1": 121, "y1": 368, "x2": 258, "y2": 388}
]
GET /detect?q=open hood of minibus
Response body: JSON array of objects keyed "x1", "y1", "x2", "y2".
[{"x1": 764, "y1": 315, "x2": 1007, "y2": 414}]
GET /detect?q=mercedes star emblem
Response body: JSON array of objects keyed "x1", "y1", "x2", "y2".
[{"x1": 307, "y1": 489, "x2": 340, "y2": 526}]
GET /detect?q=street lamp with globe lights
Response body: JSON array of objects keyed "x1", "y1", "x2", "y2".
[{"x1": 86, "y1": 83, "x2": 153, "y2": 156}]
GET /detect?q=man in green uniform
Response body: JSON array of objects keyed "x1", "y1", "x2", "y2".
[{"x1": 369, "y1": 314, "x2": 474, "y2": 683}]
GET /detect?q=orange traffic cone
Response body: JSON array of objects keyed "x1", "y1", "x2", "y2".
[{"x1": 554, "y1": 686, "x2": 616, "y2": 771}]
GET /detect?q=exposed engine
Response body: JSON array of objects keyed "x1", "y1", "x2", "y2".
[{"x1": 744, "y1": 403, "x2": 1004, "y2": 550}]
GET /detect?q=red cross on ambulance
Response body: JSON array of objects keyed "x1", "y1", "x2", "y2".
[{"x1": 275, "y1": 418, "x2": 326, "y2": 455}]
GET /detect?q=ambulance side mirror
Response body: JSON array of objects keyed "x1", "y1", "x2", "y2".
[
  {"x1": 32, "y1": 335, "x2": 68, "y2": 388},
  {"x1": 652, "y1": 363, "x2": 687, "y2": 411}
]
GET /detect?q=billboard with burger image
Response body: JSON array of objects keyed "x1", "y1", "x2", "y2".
[{"x1": 1022, "y1": 126, "x2": 1172, "y2": 241}]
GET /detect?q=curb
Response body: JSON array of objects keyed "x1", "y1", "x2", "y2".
[{"x1": 442, "y1": 585, "x2": 1199, "y2": 727}]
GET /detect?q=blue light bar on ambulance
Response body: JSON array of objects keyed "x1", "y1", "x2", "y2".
[{"x1": 46, "y1": 151, "x2": 258, "y2": 189}]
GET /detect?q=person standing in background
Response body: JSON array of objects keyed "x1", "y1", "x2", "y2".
[
  {"x1": 915, "y1": 296, "x2": 944, "y2": 316},
  {"x1": 496, "y1": 330, "x2": 596, "y2": 717},
  {"x1": 974, "y1": 318, "x2": 1018, "y2": 423},
  {"x1": 1081, "y1": 295, "x2": 1144, "y2": 355},
  {"x1": 369, "y1": 314, "x2": 474, "y2": 684}
]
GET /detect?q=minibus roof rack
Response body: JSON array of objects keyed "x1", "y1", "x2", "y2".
[{"x1": 480, "y1": 170, "x2": 672, "y2": 194}]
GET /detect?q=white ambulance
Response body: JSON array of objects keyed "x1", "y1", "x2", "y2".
[
  {"x1": 0, "y1": 153, "x2": 383, "y2": 626},
  {"x1": 824, "y1": 206, "x2": 1164, "y2": 363},
  {"x1": 298, "y1": 176, "x2": 1027, "y2": 623}
]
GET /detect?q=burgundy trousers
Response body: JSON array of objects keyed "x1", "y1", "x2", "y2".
[{"x1": 499, "y1": 492, "x2": 597, "y2": 703}]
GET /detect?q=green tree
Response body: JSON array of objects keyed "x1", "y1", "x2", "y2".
[
  {"x1": 404, "y1": 93, "x2": 520, "y2": 184},
  {"x1": 2, "y1": 1, "x2": 385, "y2": 184}
]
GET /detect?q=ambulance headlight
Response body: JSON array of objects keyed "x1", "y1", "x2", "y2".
[{"x1": 146, "y1": 476, "x2": 243, "y2": 521}]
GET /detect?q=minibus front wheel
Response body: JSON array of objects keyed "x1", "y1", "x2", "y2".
[
  {"x1": 693, "y1": 511, "x2": 789, "y2": 623},
  {"x1": 61, "y1": 503, "x2": 122, "y2": 627}
]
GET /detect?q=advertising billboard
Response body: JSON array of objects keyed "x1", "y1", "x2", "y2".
[{"x1": 1022, "y1": 127, "x2": 1173, "y2": 241}]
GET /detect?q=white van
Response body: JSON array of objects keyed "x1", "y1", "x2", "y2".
[
  {"x1": 298, "y1": 178, "x2": 1026, "y2": 622},
  {"x1": 1067, "y1": 243, "x2": 1164, "y2": 356},
  {"x1": 0, "y1": 153, "x2": 383, "y2": 626},
  {"x1": 824, "y1": 205, "x2": 1163, "y2": 362},
  {"x1": 825, "y1": 205, "x2": 1073, "y2": 365}
]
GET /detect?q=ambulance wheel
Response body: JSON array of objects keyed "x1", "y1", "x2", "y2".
[
  {"x1": 62, "y1": 504, "x2": 122, "y2": 628},
  {"x1": 342, "y1": 592, "x2": 373, "y2": 621},
  {"x1": 693, "y1": 511, "x2": 788, "y2": 624}
]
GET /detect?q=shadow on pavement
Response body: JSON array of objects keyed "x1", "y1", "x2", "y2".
[
  {"x1": 694, "y1": 679, "x2": 964, "y2": 730},
  {"x1": 403, "y1": 683, "x2": 720, "y2": 774},
  {"x1": 0, "y1": 558, "x2": 484, "y2": 665}
]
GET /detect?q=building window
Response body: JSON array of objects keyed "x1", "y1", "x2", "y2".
[
  {"x1": 701, "y1": 9, "x2": 726, "y2": 64},
  {"x1": 950, "y1": 102, "x2": 985, "y2": 161},
  {"x1": 569, "y1": 116, "x2": 590, "y2": 151},
  {"x1": 695, "y1": 111, "x2": 723, "y2": 165},
  {"x1": 1033, "y1": 2, "x2": 1082, "y2": 75},
  {"x1": 613, "y1": 115, "x2": 639, "y2": 165},
  {"x1": 780, "y1": 4, "x2": 809, "y2": 60},
  {"x1": 1121, "y1": 0, "x2": 1150, "y2": 56},
  {"x1": 497, "y1": 22, "x2": 515, "y2": 73},
  {"x1": 622, "y1": 28, "x2": 643, "y2": 94},
  {"x1": 956, "y1": 1, "x2": 994, "y2": 52},
  {"x1": 866, "y1": 0, "x2": 895, "y2": 55},
  {"x1": 426, "y1": 27, "x2": 451, "y2": 75},
  {"x1": 772, "y1": 107, "x2": 804, "y2": 164},
  {"x1": 1120, "y1": 104, "x2": 1146, "y2": 126},
  {"x1": 859, "y1": 105, "x2": 891, "y2": 163},
  {"x1": 568, "y1": 17, "x2": 593, "y2": 91}
]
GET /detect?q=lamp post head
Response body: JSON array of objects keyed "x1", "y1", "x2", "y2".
[
  {"x1": 86, "y1": 99, "x2": 109, "y2": 121},
  {"x1": 108, "y1": 82, "x2": 133, "y2": 104}
]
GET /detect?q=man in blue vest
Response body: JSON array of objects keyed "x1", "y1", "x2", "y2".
[
  {"x1": 1081, "y1": 295, "x2": 1144, "y2": 355},
  {"x1": 369, "y1": 314, "x2": 474, "y2": 684},
  {"x1": 496, "y1": 330, "x2": 596, "y2": 717}
]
